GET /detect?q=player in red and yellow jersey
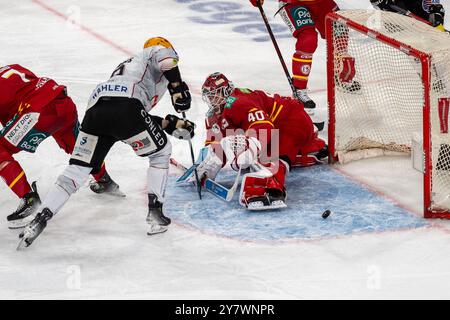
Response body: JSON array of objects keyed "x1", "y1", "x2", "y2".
[
  {"x1": 250, "y1": 0, "x2": 340, "y2": 109},
  {"x1": 0, "y1": 64, "x2": 119, "y2": 229},
  {"x1": 249, "y1": 0, "x2": 360, "y2": 120},
  {"x1": 197, "y1": 72, "x2": 327, "y2": 210}
]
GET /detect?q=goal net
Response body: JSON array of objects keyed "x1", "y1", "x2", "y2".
[{"x1": 326, "y1": 10, "x2": 450, "y2": 218}]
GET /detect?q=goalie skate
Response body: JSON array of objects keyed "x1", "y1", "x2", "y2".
[{"x1": 246, "y1": 188, "x2": 287, "y2": 211}]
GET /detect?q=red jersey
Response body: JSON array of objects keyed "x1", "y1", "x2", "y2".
[
  {"x1": 205, "y1": 88, "x2": 302, "y2": 146},
  {"x1": 280, "y1": 0, "x2": 329, "y2": 4},
  {"x1": 0, "y1": 64, "x2": 65, "y2": 124}
]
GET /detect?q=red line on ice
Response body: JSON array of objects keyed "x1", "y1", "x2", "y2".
[{"x1": 31, "y1": 0, "x2": 133, "y2": 57}]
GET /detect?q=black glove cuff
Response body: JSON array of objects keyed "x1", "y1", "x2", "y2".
[
  {"x1": 168, "y1": 81, "x2": 189, "y2": 95},
  {"x1": 163, "y1": 66, "x2": 182, "y2": 84},
  {"x1": 150, "y1": 115, "x2": 164, "y2": 128},
  {"x1": 164, "y1": 114, "x2": 179, "y2": 135}
]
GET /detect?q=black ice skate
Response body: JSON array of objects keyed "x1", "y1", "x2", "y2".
[
  {"x1": 146, "y1": 194, "x2": 171, "y2": 235},
  {"x1": 17, "y1": 208, "x2": 53, "y2": 250},
  {"x1": 246, "y1": 188, "x2": 287, "y2": 211},
  {"x1": 295, "y1": 89, "x2": 325, "y2": 130},
  {"x1": 7, "y1": 181, "x2": 41, "y2": 229},
  {"x1": 89, "y1": 172, "x2": 125, "y2": 197},
  {"x1": 295, "y1": 88, "x2": 316, "y2": 109}
]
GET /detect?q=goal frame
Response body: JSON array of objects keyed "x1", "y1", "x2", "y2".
[{"x1": 325, "y1": 11, "x2": 449, "y2": 219}]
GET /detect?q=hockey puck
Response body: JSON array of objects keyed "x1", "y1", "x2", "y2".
[{"x1": 322, "y1": 209, "x2": 332, "y2": 219}]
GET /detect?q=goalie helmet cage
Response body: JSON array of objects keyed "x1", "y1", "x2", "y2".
[{"x1": 326, "y1": 10, "x2": 450, "y2": 218}]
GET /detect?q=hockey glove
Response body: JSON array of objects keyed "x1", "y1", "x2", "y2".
[
  {"x1": 164, "y1": 114, "x2": 195, "y2": 140},
  {"x1": 168, "y1": 81, "x2": 191, "y2": 113},
  {"x1": 370, "y1": 0, "x2": 394, "y2": 11},
  {"x1": 249, "y1": 0, "x2": 264, "y2": 7},
  {"x1": 221, "y1": 135, "x2": 261, "y2": 171},
  {"x1": 429, "y1": 4, "x2": 445, "y2": 27}
]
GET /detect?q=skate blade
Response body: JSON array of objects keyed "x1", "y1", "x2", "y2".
[
  {"x1": 105, "y1": 188, "x2": 126, "y2": 198},
  {"x1": 247, "y1": 200, "x2": 287, "y2": 211},
  {"x1": 16, "y1": 236, "x2": 30, "y2": 251},
  {"x1": 8, "y1": 222, "x2": 27, "y2": 230},
  {"x1": 8, "y1": 214, "x2": 37, "y2": 230},
  {"x1": 147, "y1": 225, "x2": 169, "y2": 236}
]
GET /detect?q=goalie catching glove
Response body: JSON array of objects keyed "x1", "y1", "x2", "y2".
[
  {"x1": 168, "y1": 81, "x2": 191, "y2": 113},
  {"x1": 163, "y1": 114, "x2": 195, "y2": 140},
  {"x1": 195, "y1": 145, "x2": 224, "y2": 181},
  {"x1": 221, "y1": 135, "x2": 261, "y2": 171}
]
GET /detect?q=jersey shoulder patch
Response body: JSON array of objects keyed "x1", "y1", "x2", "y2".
[{"x1": 224, "y1": 96, "x2": 237, "y2": 109}]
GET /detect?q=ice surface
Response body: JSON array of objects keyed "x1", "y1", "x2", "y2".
[{"x1": 1, "y1": 0, "x2": 450, "y2": 299}]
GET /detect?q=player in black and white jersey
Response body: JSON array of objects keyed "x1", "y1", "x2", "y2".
[{"x1": 18, "y1": 37, "x2": 195, "y2": 248}]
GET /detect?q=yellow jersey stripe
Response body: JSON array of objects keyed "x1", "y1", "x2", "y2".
[
  {"x1": 271, "y1": 104, "x2": 284, "y2": 123},
  {"x1": 293, "y1": 57, "x2": 312, "y2": 63},
  {"x1": 269, "y1": 101, "x2": 277, "y2": 119},
  {"x1": 9, "y1": 171, "x2": 25, "y2": 189},
  {"x1": 293, "y1": 74, "x2": 309, "y2": 80},
  {"x1": 248, "y1": 120, "x2": 274, "y2": 130}
]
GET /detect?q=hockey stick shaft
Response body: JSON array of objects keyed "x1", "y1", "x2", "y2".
[
  {"x1": 256, "y1": 1, "x2": 298, "y2": 99},
  {"x1": 181, "y1": 112, "x2": 202, "y2": 200}
]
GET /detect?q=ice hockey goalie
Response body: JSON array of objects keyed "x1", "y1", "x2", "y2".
[{"x1": 196, "y1": 72, "x2": 328, "y2": 210}]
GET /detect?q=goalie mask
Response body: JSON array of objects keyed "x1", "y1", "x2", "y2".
[{"x1": 202, "y1": 72, "x2": 235, "y2": 117}]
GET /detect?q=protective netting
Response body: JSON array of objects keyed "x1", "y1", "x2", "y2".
[{"x1": 328, "y1": 10, "x2": 450, "y2": 216}]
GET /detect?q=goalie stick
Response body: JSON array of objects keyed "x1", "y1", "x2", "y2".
[{"x1": 170, "y1": 158, "x2": 241, "y2": 202}]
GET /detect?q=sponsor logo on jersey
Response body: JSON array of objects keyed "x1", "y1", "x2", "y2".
[
  {"x1": 3, "y1": 113, "x2": 40, "y2": 147},
  {"x1": 35, "y1": 77, "x2": 50, "y2": 89},
  {"x1": 18, "y1": 130, "x2": 49, "y2": 153},
  {"x1": 224, "y1": 96, "x2": 237, "y2": 109},
  {"x1": 291, "y1": 6, "x2": 314, "y2": 30},
  {"x1": 80, "y1": 137, "x2": 88, "y2": 145}
]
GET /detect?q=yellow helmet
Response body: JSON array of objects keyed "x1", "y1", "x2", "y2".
[{"x1": 143, "y1": 37, "x2": 173, "y2": 49}]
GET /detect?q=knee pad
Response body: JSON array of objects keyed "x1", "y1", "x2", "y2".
[
  {"x1": 148, "y1": 141, "x2": 172, "y2": 169},
  {"x1": 56, "y1": 164, "x2": 92, "y2": 195},
  {"x1": 295, "y1": 28, "x2": 318, "y2": 54}
]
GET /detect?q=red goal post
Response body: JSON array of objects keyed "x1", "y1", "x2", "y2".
[{"x1": 326, "y1": 10, "x2": 450, "y2": 218}]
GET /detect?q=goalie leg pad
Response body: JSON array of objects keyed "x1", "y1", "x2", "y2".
[{"x1": 239, "y1": 162, "x2": 287, "y2": 210}]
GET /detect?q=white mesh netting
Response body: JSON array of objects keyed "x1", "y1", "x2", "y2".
[{"x1": 329, "y1": 10, "x2": 450, "y2": 215}]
